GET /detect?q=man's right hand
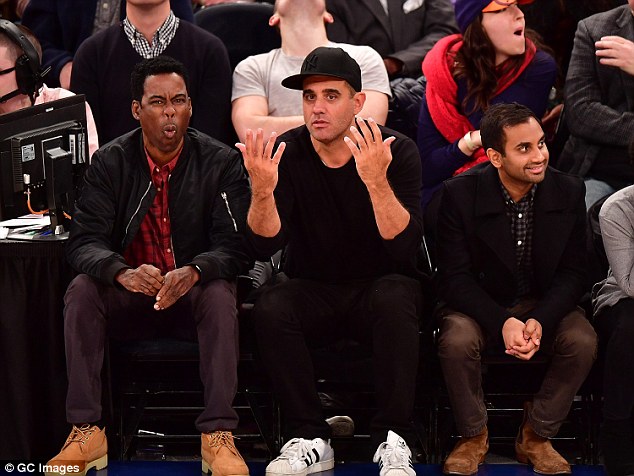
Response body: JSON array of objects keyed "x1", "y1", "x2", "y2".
[
  {"x1": 115, "y1": 264, "x2": 164, "y2": 296},
  {"x1": 236, "y1": 128, "x2": 286, "y2": 197},
  {"x1": 502, "y1": 316, "x2": 540, "y2": 361}
]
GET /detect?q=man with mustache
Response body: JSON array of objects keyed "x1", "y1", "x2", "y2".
[
  {"x1": 434, "y1": 102, "x2": 597, "y2": 475},
  {"x1": 45, "y1": 55, "x2": 251, "y2": 476}
]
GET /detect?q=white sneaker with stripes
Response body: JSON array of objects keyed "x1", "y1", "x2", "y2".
[
  {"x1": 265, "y1": 437, "x2": 334, "y2": 475},
  {"x1": 373, "y1": 430, "x2": 416, "y2": 476}
]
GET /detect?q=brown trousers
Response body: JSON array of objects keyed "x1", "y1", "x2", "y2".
[{"x1": 437, "y1": 303, "x2": 597, "y2": 438}]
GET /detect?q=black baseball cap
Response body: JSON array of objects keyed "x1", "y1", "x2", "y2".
[{"x1": 281, "y1": 46, "x2": 362, "y2": 92}]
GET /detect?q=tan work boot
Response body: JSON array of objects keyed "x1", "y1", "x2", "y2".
[
  {"x1": 443, "y1": 427, "x2": 488, "y2": 475},
  {"x1": 201, "y1": 431, "x2": 249, "y2": 476},
  {"x1": 45, "y1": 424, "x2": 107, "y2": 476},
  {"x1": 515, "y1": 404, "x2": 571, "y2": 475}
]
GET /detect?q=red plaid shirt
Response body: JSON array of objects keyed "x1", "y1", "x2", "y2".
[{"x1": 123, "y1": 148, "x2": 181, "y2": 273}]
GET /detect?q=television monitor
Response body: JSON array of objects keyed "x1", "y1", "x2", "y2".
[{"x1": 0, "y1": 94, "x2": 89, "y2": 240}]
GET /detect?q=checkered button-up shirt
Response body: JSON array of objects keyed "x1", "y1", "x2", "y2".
[
  {"x1": 123, "y1": 148, "x2": 182, "y2": 274},
  {"x1": 501, "y1": 183, "x2": 536, "y2": 302},
  {"x1": 123, "y1": 11, "x2": 179, "y2": 59}
]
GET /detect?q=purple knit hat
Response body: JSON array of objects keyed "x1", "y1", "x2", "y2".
[{"x1": 454, "y1": 0, "x2": 534, "y2": 33}]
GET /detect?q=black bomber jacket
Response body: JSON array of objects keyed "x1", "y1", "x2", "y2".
[{"x1": 66, "y1": 127, "x2": 252, "y2": 285}]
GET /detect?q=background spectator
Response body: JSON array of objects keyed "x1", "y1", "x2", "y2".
[
  {"x1": 557, "y1": 0, "x2": 634, "y2": 209},
  {"x1": 417, "y1": 0, "x2": 556, "y2": 211},
  {"x1": 70, "y1": 0, "x2": 232, "y2": 145},
  {"x1": 325, "y1": 0, "x2": 457, "y2": 78},
  {"x1": 231, "y1": 0, "x2": 390, "y2": 143},
  {"x1": 21, "y1": 0, "x2": 194, "y2": 89}
]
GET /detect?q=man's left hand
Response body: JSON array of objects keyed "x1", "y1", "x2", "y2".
[
  {"x1": 595, "y1": 36, "x2": 634, "y2": 76},
  {"x1": 154, "y1": 266, "x2": 200, "y2": 310},
  {"x1": 508, "y1": 318, "x2": 542, "y2": 361},
  {"x1": 344, "y1": 117, "x2": 395, "y2": 189}
]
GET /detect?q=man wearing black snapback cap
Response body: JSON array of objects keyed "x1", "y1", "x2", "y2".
[{"x1": 237, "y1": 46, "x2": 424, "y2": 476}]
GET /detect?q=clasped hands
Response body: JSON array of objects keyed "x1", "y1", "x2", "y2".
[
  {"x1": 115, "y1": 264, "x2": 199, "y2": 310},
  {"x1": 502, "y1": 316, "x2": 542, "y2": 361}
]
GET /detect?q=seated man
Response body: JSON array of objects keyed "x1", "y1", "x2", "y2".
[
  {"x1": 21, "y1": 0, "x2": 193, "y2": 89},
  {"x1": 435, "y1": 103, "x2": 597, "y2": 475},
  {"x1": 0, "y1": 20, "x2": 99, "y2": 157},
  {"x1": 558, "y1": 0, "x2": 634, "y2": 209},
  {"x1": 593, "y1": 179, "x2": 634, "y2": 476},
  {"x1": 231, "y1": 0, "x2": 391, "y2": 143},
  {"x1": 70, "y1": 0, "x2": 232, "y2": 145},
  {"x1": 325, "y1": 0, "x2": 457, "y2": 78},
  {"x1": 45, "y1": 56, "x2": 251, "y2": 476},
  {"x1": 237, "y1": 46, "x2": 423, "y2": 476}
]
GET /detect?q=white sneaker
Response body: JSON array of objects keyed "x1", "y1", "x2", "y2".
[
  {"x1": 265, "y1": 437, "x2": 334, "y2": 475},
  {"x1": 373, "y1": 430, "x2": 416, "y2": 476}
]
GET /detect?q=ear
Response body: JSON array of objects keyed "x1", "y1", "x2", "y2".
[
  {"x1": 353, "y1": 91, "x2": 366, "y2": 115},
  {"x1": 269, "y1": 13, "x2": 280, "y2": 27},
  {"x1": 323, "y1": 11, "x2": 334, "y2": 24},
  {"x1": 487, "y1": 148, "x2": 503, "y2": 169},
  {"x1": 131, "y1": 100, "x2": 140, "y2": 121}
]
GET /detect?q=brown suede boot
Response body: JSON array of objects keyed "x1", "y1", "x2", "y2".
[
  {"x1": 45, "y1": 425, "x2": 107, "y2": 476},
  {"x1": 515, "y1": 404, "x2": 571, "y2": 475},
  {"x1": 201, "y1": 431, "x2": 249, "y2": 476},
  {"x1": 443, "y1": 427, "x2": 488, "y2": 475}
]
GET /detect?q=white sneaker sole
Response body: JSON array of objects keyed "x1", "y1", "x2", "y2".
[{"x1": 265, "y1": 457, "x2": 334, "y2": 476}]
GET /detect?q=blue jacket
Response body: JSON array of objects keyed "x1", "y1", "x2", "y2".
[{"x1": 21, "y1": 0, "x2": 194, "y2": 87}]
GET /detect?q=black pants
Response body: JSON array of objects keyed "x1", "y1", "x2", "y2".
[
  {"x1": 595, "y1": 298, "x2": 634, "y2": 420},
  {"x1": 252, "y1": 273, "x2": 422, "y2": 449},
  {"x1": 63, "y1": 274, "x2": 240, "y2": 433}
]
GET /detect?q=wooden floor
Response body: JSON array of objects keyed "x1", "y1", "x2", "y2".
[{"x1": 94, "y1": 461, "x2": 607, "y2": 475}]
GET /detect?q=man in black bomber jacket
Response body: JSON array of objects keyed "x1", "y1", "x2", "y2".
[{"x1": 45, "y1": 57, "x2": 252, "y2": 476}]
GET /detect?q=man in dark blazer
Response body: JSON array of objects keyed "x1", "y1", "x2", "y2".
[
  {"x1": 558, "y1": 0, "x2": 634, "y2": 209},
  {"x1": 21, "y1": 0, "x2": 193, "y2": 89},
  {"x1": 325, "y1": 0, "x2": 457, "y2": 78},
  {"x1": 435, "y1": 103, "x2": 597, "y2": 475}
]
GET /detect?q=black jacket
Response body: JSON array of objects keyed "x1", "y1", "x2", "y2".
[
  {"x1": 67, "y1": 128, "x2": 251, "y2": 285},
  {"x1": 436, "y1": 164, "x2": 587, "y2": 347}
]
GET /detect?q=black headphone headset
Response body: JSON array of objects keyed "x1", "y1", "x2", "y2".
[{"x1": 0, "y1": 19, "x2": 48, "y2": 104}]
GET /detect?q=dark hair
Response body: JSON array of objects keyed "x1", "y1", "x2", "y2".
[
  {"x1": 480, "y1": 102, "x2": 541, "y2": 153},
  {"x1": 453, "y1": 14, "x2": 548, "y2": 114},
  {"x1": 130, "y1": 55, "x2": 189, "y2": 102}
]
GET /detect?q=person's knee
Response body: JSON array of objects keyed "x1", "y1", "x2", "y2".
[
  {"x1": 198, "y1": 279, "x2": 237, "y2": 308},
  {"x1": 251, "y1": 285, "x2": 300, "y2": 333},
  {"x1": 438, "y1": 315, "x2": 482, "y2": 360},
  {"x1": 368, "y1": 274, "x2": 422, "y2": 320},
  {"x1": 65, "y1": 274, "x2": 99, "y2": 300},
  {"x1": 559, "y1": 319, "x2": 598, "y2": 365}
]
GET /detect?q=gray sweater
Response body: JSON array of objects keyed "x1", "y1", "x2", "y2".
[{"x1": 593, "y1": 185, "x2": 634, "y2": 315}]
